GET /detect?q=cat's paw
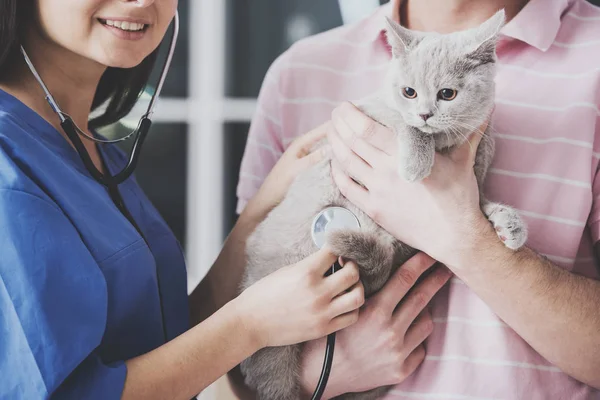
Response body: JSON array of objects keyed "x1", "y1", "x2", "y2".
[
  {"x1": 327, "y1": 230, "x2": 395, "y2": 295},
  {"x1": 400, "y1": 164, "x2": 431, "y2": 182},
  {"x1": 398, "y1": 155, "x2": 433, "y2": 182},
  {"x1": 483, "y1": 202, "x2": 527, "y2": 250}
]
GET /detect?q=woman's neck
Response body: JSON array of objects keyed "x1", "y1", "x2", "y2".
[
  {"x1": 395, "y1": 0, "x2": 529, "y2": 32},
  {"x1": 1, "y1": 29, "x2": 106, "y2": 134}
]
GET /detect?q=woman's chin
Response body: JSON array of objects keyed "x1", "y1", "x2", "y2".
[
  {"x1": 102, "y1": 56, "x2": 146, "y2": 70},
  {"x1": 92, "y1": 47, "x2": 151, "y2": 69}
]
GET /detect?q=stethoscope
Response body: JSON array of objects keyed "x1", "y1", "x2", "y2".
[
  {"x1": 21, "y1": 13, "x2": 180, "y2": 342},
  {"x1": 21, "y1": 12, "x2": 179, "y2": 188},
  {"x1": 310, "y1": 206, "x2": 361, "y2": 400}
]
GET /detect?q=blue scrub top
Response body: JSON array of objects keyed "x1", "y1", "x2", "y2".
[{"x1": 0, "y1": 89, "x2": 190, "y2": 399}]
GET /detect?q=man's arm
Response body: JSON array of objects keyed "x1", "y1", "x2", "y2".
[{"x1": 455, "y1": 224, "x2": 600, "y2": 389}]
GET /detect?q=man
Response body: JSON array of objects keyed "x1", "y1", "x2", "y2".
[{"x1": 237, "y1": 0, "x2": 600, "y2": 398}]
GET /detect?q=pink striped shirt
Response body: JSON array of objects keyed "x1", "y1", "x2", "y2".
[{"x1": 236, "y1": 0, "x2": 600, "y2": 398}]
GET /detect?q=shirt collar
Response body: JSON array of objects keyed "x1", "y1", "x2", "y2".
[
  {"x1": 364, "y1": 1, "x2": 396, "y2": 42},
  {"x1": 500, "y1": 0, "x2": 573, "y2": 51},
  {"x1": 369, "y1": 0, "x2": 574, "y2": 52}
]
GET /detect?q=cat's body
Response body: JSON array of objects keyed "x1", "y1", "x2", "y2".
[{"x1": 240, "y1": 11, "x2": 527, "y2": 400}]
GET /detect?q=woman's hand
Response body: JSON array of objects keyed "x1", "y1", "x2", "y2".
[
  {"x1": 299, "y1": 253, "x2": 452, "y2": 398},
  {"x1": 244, "y1": 123, "x2": 330, "y2": 221},
  {"x1": 327, "y1": 102, "x2": 491, "y2": 269},
  {"x1": 236, "y1": 248, "x2": 365, "y2": 349}
]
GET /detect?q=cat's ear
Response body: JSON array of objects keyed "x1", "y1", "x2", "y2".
[
  {"x1": 466, "y1": 10, "x2": 506, "y2": 64},
  {"x1": 384, "y1": 17, "x2": 414, "y2": 57}
]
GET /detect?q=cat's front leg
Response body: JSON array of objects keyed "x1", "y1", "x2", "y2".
[
  {"x1": 396, "y1": 127, "x2": 435, "y2": 182},
  {"x1": 482, "y1": 200, "x2": 528, "y2": 250}
]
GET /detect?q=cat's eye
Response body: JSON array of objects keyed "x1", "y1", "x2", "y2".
[
  {"x1": 438, "y1": 89, "x2": 457, "y2": 101},
  {"x1": 402, "y1": 87, "x2": 417, "y2": 99}
]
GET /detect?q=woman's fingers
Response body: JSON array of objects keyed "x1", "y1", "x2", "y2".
[
  {"x1": 305, "y1": 247, "x2": 340, "y2": 275},
  {"x1": 328, "y1": 309, "x2": 361, "y2": 334},
  {"x1": 325, "y1": 261, "x2": 361, "y2": 296},
  {"x1": 329, "y1": 280, "x2": 365, "y2": 318}
]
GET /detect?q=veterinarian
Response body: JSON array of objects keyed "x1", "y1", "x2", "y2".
[
  {"x1": 0, "y1": 1, "x2": 376, "y2": 398},
  {"x1": 237, "y1": 0, "x2": 600, "y2": 398}
]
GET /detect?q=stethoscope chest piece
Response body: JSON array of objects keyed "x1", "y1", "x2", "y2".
[
  {"x1": 309, "y1": 206, "x2": 361, "y2": 400},
  {"x1": 311, "y1": 206, "x2": 361, "y2": 249}
]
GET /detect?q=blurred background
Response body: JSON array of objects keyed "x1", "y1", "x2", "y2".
[{"x1": 97, "y1": 0, "x2": 599, "y2": 398}]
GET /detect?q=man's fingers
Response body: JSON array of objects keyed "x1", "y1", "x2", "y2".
[
  {"x1": 327, "y1": 123, "x2": 374, "y2": 186},
  {"x1": 373, "y1": 253, "x2": 437, "y2": 314},
  {"x1": 331, "y1": 102, "x2": 397, "y2": 156},
  {"x1": 292, "y1": 121, "x2": 329, "y2": 157},
  {"x1": 393, "y1": 265, "x2": 452, "y2": 332},
  {"x1": 403, "y1": 309, "x2": 434, "y2": 355},
  {"x1": 331, "y1": 160, "x2": 370, "y2": 211},
  {"x1": 297, "y1": 144, "x2": 329, "y2": 171},
  {"x1": 396, "y1": 345, "x2": 426, "y2": 383}
]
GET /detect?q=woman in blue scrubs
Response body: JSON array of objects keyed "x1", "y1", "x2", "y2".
[{"x1": 0, "y1": 0, "x2": 366, "y2": 398}]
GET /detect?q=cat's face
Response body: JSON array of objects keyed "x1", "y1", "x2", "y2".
[{"x1": 384, "y1": 11, "x2": 505, "y2": 140}]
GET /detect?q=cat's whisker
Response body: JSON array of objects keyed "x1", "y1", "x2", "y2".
[
  {"x1": 447, "y1": 127, "x2": 466, "y2": 148},
  {"x1": 451, "y1": 115, "x2": 497, "y2": 137},
  {"x1": 449, "y1": 126, "x2": 474, "y2": 151},
  {"x1": 452, "y1": 120, "x2": 490, "y2": 140},
  {"x1": 444, "y1": 129, "x2": 451, "y2": 147}
]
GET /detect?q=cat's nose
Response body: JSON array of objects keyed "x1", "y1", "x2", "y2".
[{"x1": 420, "y1": 113, "x2": 433, "y2": 121}]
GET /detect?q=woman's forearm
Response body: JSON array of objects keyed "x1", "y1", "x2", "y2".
[
  {"x1": 186, "y1": 201, "x2": 269, "y2": 399},
  {"x1": 189, "y1": 200, "x2": 267, "y2": 326},
  {"x1": 122, "y1": 299, "x2": 260, "y2": 400}
]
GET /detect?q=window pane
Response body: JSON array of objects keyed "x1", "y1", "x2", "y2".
[
  {"x1": 225, "y1": 0, "x2": 345, "y2": 98},
  {"x1": 225, "y1": 0, "x2": 389, "y2": 97},
  {"x1": 223, "y1": 123, "x2": 250, "y2": 234}
]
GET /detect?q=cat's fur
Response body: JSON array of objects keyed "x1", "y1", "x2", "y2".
[{"x1": 240, "y1": 10, "x2": 527, "y2": 400}]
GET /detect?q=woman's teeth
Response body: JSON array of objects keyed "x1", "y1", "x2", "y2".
[{"x1": 103, "y1": 20, "x2": 146, "y2": 32}]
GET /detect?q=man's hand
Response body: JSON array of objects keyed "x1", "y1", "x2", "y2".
[
  {"x1": 244, "y1": 123, "x2": 329, "y2": 221},
  {"x1": 299, "y1": 253, "x2": 452, "y2": 398}
]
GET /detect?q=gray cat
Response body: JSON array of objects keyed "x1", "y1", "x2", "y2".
[{"x1": 240, "y1": 10, "x2": 527, "y2": 400}]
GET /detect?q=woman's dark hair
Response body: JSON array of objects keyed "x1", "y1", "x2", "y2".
[{"x1": 0, "y1": 0, "x2": 160, "y2": 129}]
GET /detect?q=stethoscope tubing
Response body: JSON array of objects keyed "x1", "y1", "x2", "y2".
[{"x1": 311, "y1": 260, "x2": 342, "y2": 400}]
